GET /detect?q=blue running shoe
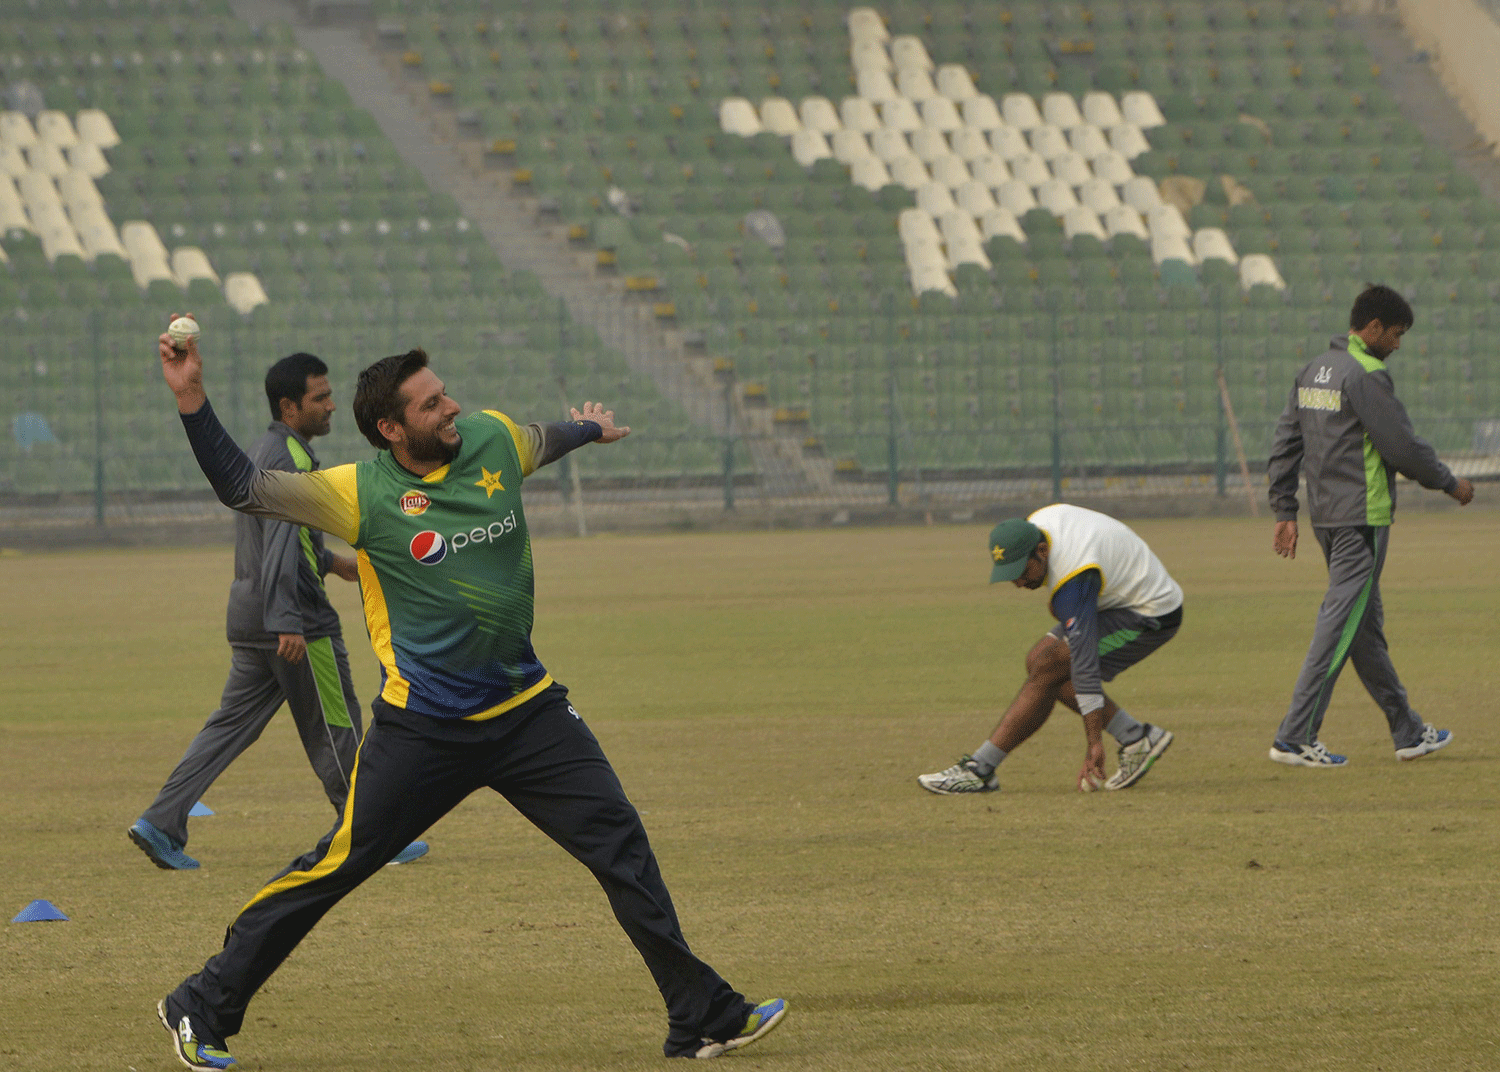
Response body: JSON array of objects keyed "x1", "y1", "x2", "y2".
[
  {"x1": 1269, "y1": 740, "x2": 1348, "y2": 768},
  {"x1": 386, "y1": 840, "x2": 429, "y2": 865},
  {"x1": 128, "y1": 819, "x2": 200, "y2": 870},
  {"x1": 723, "y1": 998, "x2": 787, "y2": 1052},
  {"x1": 1396, "y1": 724, "x2": 1452, "y2": 761},
  {"x1": 157, "y1": 999, "x2": 236, "y2": 1070}
]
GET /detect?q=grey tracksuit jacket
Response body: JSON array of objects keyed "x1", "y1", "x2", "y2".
[
  {"x1": 1267, "y1": 334, "x2": 1457, "y2": 527},
  {"x1": 224, "y1": 423, "x2": 342, "y2": 647}
]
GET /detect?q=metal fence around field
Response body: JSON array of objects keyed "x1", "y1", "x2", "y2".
[{"x1": 2, "y1": 287, "x2": 1495, "y2": 533}]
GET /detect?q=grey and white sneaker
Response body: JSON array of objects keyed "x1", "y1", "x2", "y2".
[
  {"x1": 1104, "y1": 724, "x2": 1174, "y2": 790},
  {"x1": 917, "y1": 756, "x2": 998, "y2": 794},
  {"x1": 1395, "y1": 724, "x2": 1452, "y2": 761}
]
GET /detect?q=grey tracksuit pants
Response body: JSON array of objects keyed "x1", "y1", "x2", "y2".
[
  {"x1": 141, "y1": 638, "x2": 363, "y2": 845},
  {"x1": 1275, "y1": 525, "x2": 1426, "y2": 750}
]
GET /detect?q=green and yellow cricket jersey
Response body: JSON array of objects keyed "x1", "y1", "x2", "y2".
[{"x1": 183, "y1": 404, "x2": 599, "y2": 721}]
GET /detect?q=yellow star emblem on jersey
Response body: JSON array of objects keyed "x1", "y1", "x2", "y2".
[
  {"x1": 475, "y1": 466, "x2": 505, "y2": 497},
  {"x1": 992, "y1": 545, "x2": 1005, "y2": 562}
]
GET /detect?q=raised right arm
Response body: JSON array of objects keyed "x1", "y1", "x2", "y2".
[{"x1": 161, "y1": 322, "x2": 359, "y2": 544}]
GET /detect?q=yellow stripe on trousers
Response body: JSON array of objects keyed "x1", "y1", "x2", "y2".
[{"x1": 236, "y1": 735, "x2": 365, "y2": 916}]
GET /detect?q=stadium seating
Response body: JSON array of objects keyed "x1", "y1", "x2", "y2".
[
  {"x1": 0, "y1": 0, "x2": 715, "y2": 497},
  {"x1": 365, "y1": 0, "x2": 1496, "y2": 476}
]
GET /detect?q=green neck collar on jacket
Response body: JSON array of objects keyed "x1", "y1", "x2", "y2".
[{"x1": 1346, "y1": 332, "x2": 1387, "y2": 372}]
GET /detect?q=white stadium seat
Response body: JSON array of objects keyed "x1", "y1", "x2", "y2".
[
  {"x1": 1009, "y1": 151, "x2": 1052, "y2": 188},
  {"x1": 225, "y1": 272, "x2": 270, "y2": 313},
  {"x1": 995, "y1": 179, "x2": 1039, "y2": 216},
  {"x1": 0, "y1": 178, "x2": 29, "y2": 231},
  {"x1": 0, "y1": 143, "x2": 28, "y2": 178},
  {"x1": 890, "y1": 35, "x2": 933, "y2": 71},
  {"x1": 1091, "y1": 149, "x2": 1135, "y2": 185},
  {"x1": 0, "y1": 111, "x2": 38, "y2": 147},
  {"x1": 969, "y1": 152, "x2": 1012, "y2": 187},
  {"x1": 987, "y1": 125, "x2": 1030, "y2": 161},
  {"x1": 1151, "y1": 232, "x2": 1197, "y2": 265},
  {"x1": 961, "y1": 94, "x2": 1003, "y2": 131},
  {"x1": 758, "y1": 98, "x2": 801, "y2": 136},
  {"x1": 896, "y1": 66, "x2": 939, "y2": 102},
  {"x1": 1063, "y1": 206, "x2": 1108, "y2": 242},
  {"x1": 718, "y1": 98, "x2": 762, "y2": 137},
  {"x1": 172, "y1": 246, "x2": 220, "y2": 287},
  {"x1": 848, "y1": 7, "x2": 889, "y2": 43},
  {"x1": 1104, "y1": 205, "x2": 1151, "y2": 241},
  {"x1": 909, "y1": 127, "x2": 951, "y2": 163},
  {"x1": 35, "y1": 110, "x2": 78, "y2": 148},
  {"x1": 1147, "y1": 203, "x2": 1192, "y2": 239},
  {"x1": 799, "y1": 97, "x2": 842, "y2": 133},
  {"x1": 1027, "y1": 124, "x2": 1070, "y2": 161},
  {"x1": 1239, "y1": 254, "x2": 1286, "y2": 290},
  {"x1": 1122, "y1": 90, "x2": 1167, "y2": 129},
  {"x1": 919, "y1": 96, "x2": 962, "y2": 133},
  {"x1": 916, "y1": 180, "x2": 958, "y2": 216},
  {"x1": 936, "y1": 64, "x2": 977, "y2": 102},
  {"x1": 898, "y1": 207, "x2": 941, "y2": 246},
  {"x1": 791, "y1": 129, "x2": 833, "y2": 167},
  {"x1": 831, "y1": 129, "x2": 873, "y2": 164},
  {"x1": 871, "y1": 127, "x2": 912, "y2": 163},
  {"x1": 26, "y1": 142, "x2": 71, "y2": 178},
  {"x1": 950, "y1": 127, "x2": 991, "y2": 161},
  {"x1": 1193, "y1": 227, "x2": 1239, "y2": 264},
  {"x1": 1081, "y1": 91, "x2": 1124, "y2": 128},
  {"x1": 67, "y1": 142, "x2": 111, "y2": 179},
  {"x1": 1108, "y1": 123, "x2": 1151, "y2": 160},
  {"x1": 1078, "y1": 177, "x2": 1123, "y2": 214},
  {"x1": 75, "y1": 109, "x2": 121, "y2": 148},
  {"x1": 840, "y1": 96, "x2": 882, "y2": 133},
  {"x1": 1041, "y1": 92, "x2": 1084, "y2": 129},
  {"x1": 1050, "y1": 151, "x2": 1093, "y2": 186},
  {"x1": 954, "y1": 179, "x2": 998, "y2": 215},
  {"x1": 1036, "y1": 178, "x2": 1080, "y2": 216},
  {"x1": 851, "y1": 155, "x2": 893, "y2": 191},
  {"x1": 1123, "y1": 175, "x2": 1165, "y2": 213},
  {"x1": 929, "y1": 153, "x2": 971, "y2": 189},
  {"x1": 1068, "y1": 124, "x2": 1110, "y2": 159},
  {"x1": 1001, "y1": 93, "x2": 1043, "y2": 131},
  {"x1": 880, "y1": 97, "x2": 922, "y2": 132},
  {"x1": 909, "y1": 260, "x2": 956, "y2": 297},
  {"x1": 980, "y1": 208, "x2": 1027, "y2": 245},
  {"x1": 857, "y1": 68, "x2": 900, "y2": 103},
  {"x1": 889, "y1": 154, "x2": 931, "y2": 190},
  {"x1": 851, "y1": 40, "x2": 892, "y2": 73}
]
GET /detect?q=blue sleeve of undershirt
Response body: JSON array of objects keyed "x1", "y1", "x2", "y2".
[{"x1": 1051, "y1": 569, "x2": 1103, "y2": 712}]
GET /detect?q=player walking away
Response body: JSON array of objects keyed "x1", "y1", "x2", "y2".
[
  {"x1": 1266, "y1": 284, "x2": 1473, "y2": 768},
  {"x1": 919, "y1": 504, "x2": 1182, "y2": 796},
  {"x1": 154, "y1": 320, "x2": 785, "y2": 1070},
  {"x1": 128, "y1": 353, "x2": 427, "y2": 871}
]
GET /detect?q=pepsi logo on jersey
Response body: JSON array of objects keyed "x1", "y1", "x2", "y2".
[{"x1": 408, "y1": 511, "x2": 519, "y2": 565}]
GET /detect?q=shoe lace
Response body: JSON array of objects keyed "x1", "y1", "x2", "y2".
[{"x1": 1307, "y1": 742, "x2": 1330, "y2": 760}]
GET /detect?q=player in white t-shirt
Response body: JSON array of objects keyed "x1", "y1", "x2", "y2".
[{"x1": 918, "y1": 504, "x2": 1184, "y2": 795}]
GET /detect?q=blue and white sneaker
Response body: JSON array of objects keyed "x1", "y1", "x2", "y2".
[
  {"x1": 1396, "y1": 724, "x2": 1452, "y2": 761},
  {"x1": 128, "y1": 819, "x2": 200, "y2": 870},
  {"x1": 917, "y1": 756, "x2": 999, "y2": 794},
  {"x1": 386, "y1": 840, "x2": 429, "y2": 865},
  {"x1": 1269, "y1": 740, "x2": 1348, "y2": 768},
  {"x1": 157, "y1": 998, "x2": 236, "y2": 1070},
  {"x1": 723, "y1": 997, "x2": 787, "y2": 1052}
]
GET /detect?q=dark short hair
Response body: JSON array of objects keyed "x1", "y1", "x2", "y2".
[
  {"x1": 1350, "y1": 284, "x2": 1414, "y2": 332},
  {"x1": 353, "y1": 348, "x2": 429, "y2": 450},
  {"x1": 264, "y1": 353, "x2": 329, "y2": 420}
]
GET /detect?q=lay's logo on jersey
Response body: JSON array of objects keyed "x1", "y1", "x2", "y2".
[
  {"x1": 409, "y1": 531, "x2": 447, "y2": 565},
  {"x1": 399, "y1": 491, "x2": 431, "y2": 516}
]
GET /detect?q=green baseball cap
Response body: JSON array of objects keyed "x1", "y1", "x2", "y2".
[{"x1": 987, "y1": 519, "x2": 1042, "y2": 583}]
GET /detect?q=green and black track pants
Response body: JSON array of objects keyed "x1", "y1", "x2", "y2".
[
  {"x1": 166, "y1": 683, "x2": 753, "y2": 1058},
  {"x1": 1275, "y1": 525, "x2": 1426, "y2": 750}
]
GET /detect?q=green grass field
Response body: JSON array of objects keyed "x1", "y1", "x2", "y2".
[{"x1": 2, "y1": 513, "x2": 1497, "y2": 1071}]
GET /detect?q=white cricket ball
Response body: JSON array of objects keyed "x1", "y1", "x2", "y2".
[
  {"x1": 1078, "y1": 772, "x2": 1101, "y2": 793},
  {"x1": 167, "y1": 316, "x2": 200, "y2": 350}
]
